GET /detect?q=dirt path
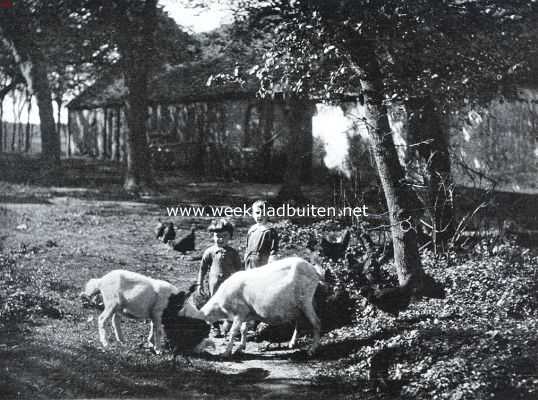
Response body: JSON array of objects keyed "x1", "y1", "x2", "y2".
[{"x1": 0, "y1": 189, "x2": 350, "y2": 399}]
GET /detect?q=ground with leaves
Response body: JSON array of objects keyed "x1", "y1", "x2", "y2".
[{"x1": 1, "y1": 180, "x2": 537, "y2": 399}]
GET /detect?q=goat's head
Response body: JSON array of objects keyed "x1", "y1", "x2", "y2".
[{"x1": 177, "y1": 297, "x2": 205, "y2": 320}]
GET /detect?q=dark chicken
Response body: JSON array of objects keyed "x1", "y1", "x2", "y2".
[
  {"x1": 156, "y1": 222, "x2": 176, "y2": 244},
  {"x1": 360, "y1": 285, "x2": 412, "y2": 317},
  {"x1": 169, "y1": 224, "x2": 196, "y2": 253},
  {"x1": 320, "y1": 229, "x2": 351, "y2": 262}
]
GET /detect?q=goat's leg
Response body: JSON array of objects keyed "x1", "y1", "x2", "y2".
[
  {"x1": 221, "y1": 320, "x2": 231, "y2": 336},
  {"x1": 288, "y1": 322, "x2": 299, "y2": 349},
  {"x1": 147, "y1": 320, "x2": 161, "y2": 355},
  {"x1": 152, "y1": 315, "x2": 163, "y2": 355},
  {"x1": 98, "y1": 306, "x2": 116, "y2": 348},
  {"x1": 303, "y1": 300, "x2": 321, "y2": 356},
  {"x1": 148, "y1": 320, "x2": 155, "y2": 347},
  {"x1": 111, "y1": 313, "x2": 125, "y2": 345},
  {"x1": 223, "y1": 317, "x2": 241, "y2": 357},
  {"x1": 236, "y1": 322, "x2": 248, "y2": 353}
]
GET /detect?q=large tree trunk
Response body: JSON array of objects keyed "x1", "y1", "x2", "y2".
[
  {"x1": 0, "y1": 102, "x2": 3, "y2": 152},
  {"x1": 0, "y1": 79, "x2": 19, "y2": 153},
  {"x1": 406, "y1": 97, "x2": 455, "y2": 248},
  {"x1": 116, "y1": 0, "x2": 157, "y2": 192},
  {"x1": 358, "y1": 56, "x2": 424, "y2": 292},
  {"x1": 0, "y1": 25, "x2": 60, "y2": 168}
]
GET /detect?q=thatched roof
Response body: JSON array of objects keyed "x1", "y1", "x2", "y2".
[{"x1": 67, "y1": 58, "x2": 258, "y2": 110}]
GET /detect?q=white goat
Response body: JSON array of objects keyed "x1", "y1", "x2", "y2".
[
  {"x1": 179, "y1": 257, "x2": 324, "y2": 357},
  {"x1": 83, "y1": 269, "x2": 179, "y2": 354}
]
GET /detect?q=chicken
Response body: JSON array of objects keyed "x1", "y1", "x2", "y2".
[
  {"x1": 156, "y1": 222, "x2": 176, "y2": 244},
  {"x1": 169, "y1": 224, "x2": 196, "y2": 253},
  {"x1": 418, "y1": 273, "x2": 446, "y2": 300},
  {"x1": 320, "y1": 229, "x2": 351, "y2": 262},
  {"x1": 360, "y1": 285, "x2": 411, "y2": 317}
]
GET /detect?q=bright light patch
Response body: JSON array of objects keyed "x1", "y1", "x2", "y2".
[
  {"x1": 313, "y1": 104, "x2": 352, "y2": 171},
  {"x1": 160, "y1": 0, "x2": 232, "y2": 32}
]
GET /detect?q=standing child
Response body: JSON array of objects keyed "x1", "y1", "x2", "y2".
[
  {"x1": 244, "y1": 200, "x2": 279, "y2": 269},
  {"x1": 197, "y1": 218, "x2": 242, "y2": 337},
  {"x1": 197, "y1": 218, "x2": 242, "y2": 298}
]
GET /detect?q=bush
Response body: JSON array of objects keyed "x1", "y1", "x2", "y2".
[{"x1": 0, "y1": 252, "x2": 63, "y2": 323}]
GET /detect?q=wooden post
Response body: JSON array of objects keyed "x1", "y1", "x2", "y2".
[
  {"x1": 102, "y1": 108, "x2": 108, "y2": 159},
  {"x1": 67, "y1": 109, "x2": 71, "y2": 157},
  {"x1": 115, "y1": 107, "x2": 121, "y2": 161}
]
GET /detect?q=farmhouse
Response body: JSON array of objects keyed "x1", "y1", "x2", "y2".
[
  {"x1": 66, "y1": 60, "x2": 316, "y2": 182},
  {"x1": 67, "y1": 56, "x2": 536, "y2": 190}
]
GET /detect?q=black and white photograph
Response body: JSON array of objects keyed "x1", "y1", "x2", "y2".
[{"x1": 0, "y1": 0, "x2": 537, "y2": 399}]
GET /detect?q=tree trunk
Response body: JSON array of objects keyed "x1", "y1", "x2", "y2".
[
  {"x1": 107, "y1": 108, "x2": 113, "y2": 158},
  {"x1": 358, "y1": 57, "x2": 423, "y2": 292},
  {"x1": 406, "y1": 97, "x2": 455, "y2": 248},
  {"x1": 0, "y1": 79, "x2": 20, "y2": 153},
  {"x1": 116, "y1": 0, "x2": 157, "y2": 192},
  {"x1": 0, "y1": 28, "x2": 60, "y2": 168},
  {"x1": 101, "y1": 108, "x2": 108, "y2": 160},
  {"x1": 25, "y1": 94, "x2": 31, "y2": 152},
  {"x1": 0, "y1": 101, "x2": 3, "y2": 152},
  {"x1": 55, "y1": 98, "x2": 62, "y2": 155},
  {"x1": 114, "y1": 107, "x2": 121, "y2": 161},
  {"x1": 67, "y1": 109, "x2": 71, "y2": 157},
  {"x1": 10, "y1": 110, "x2": 15, "y2": 151}
]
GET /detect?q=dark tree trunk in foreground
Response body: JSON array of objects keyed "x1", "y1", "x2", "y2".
[
  {"x1": 357, "y1": 54, "x2": 424, "y2": 292},
  {"x1": 116, "y1": 0, "x2": 157, "y2": 192},
  {"x1": 406, "y1": 97, "x2": 455, "y2": 248},
  {"x1": 0, "y1": 102, "x2": 3, "y2": 152},
  {"x1": 0, "y1": 79, "x2": 19, "y2": 153},
  {"x1": 0, "y1": 0, "x2": 61, "y2": 169},
  {"x1": 0, "y1": 30, "x2": 60, "y2": 168}
]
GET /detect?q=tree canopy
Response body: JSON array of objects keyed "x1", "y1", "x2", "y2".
[{"x1": 225, "y1": 0, "x2": 537, "y2": 107}]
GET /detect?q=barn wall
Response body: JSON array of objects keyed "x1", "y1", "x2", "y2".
[
  {"x1": 68, "y1": 97, "x2": 313, "y2": 182},
  {"x1": 450, "y1": 89, "x2": 538, "y2": 191},
  {"x1": 342, "y1": 90, "x2": 537, "y2": 192}
]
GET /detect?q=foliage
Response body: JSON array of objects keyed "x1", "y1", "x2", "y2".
[
  {"x1": 314, "y1": 238, "x2": 538, "y2": 399},
  {"x1": 229, "y1": 0, "x2": 538, "y2": 108},
  {"x1": 0, "y1": 248, "x2": 64, "y2": 324},
  {"x1": 1, "y1": 179, "x2": 538, "y2": 398},
  {"x1": 0, "y1": 1, "x2": 198, "y2": 104}
]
